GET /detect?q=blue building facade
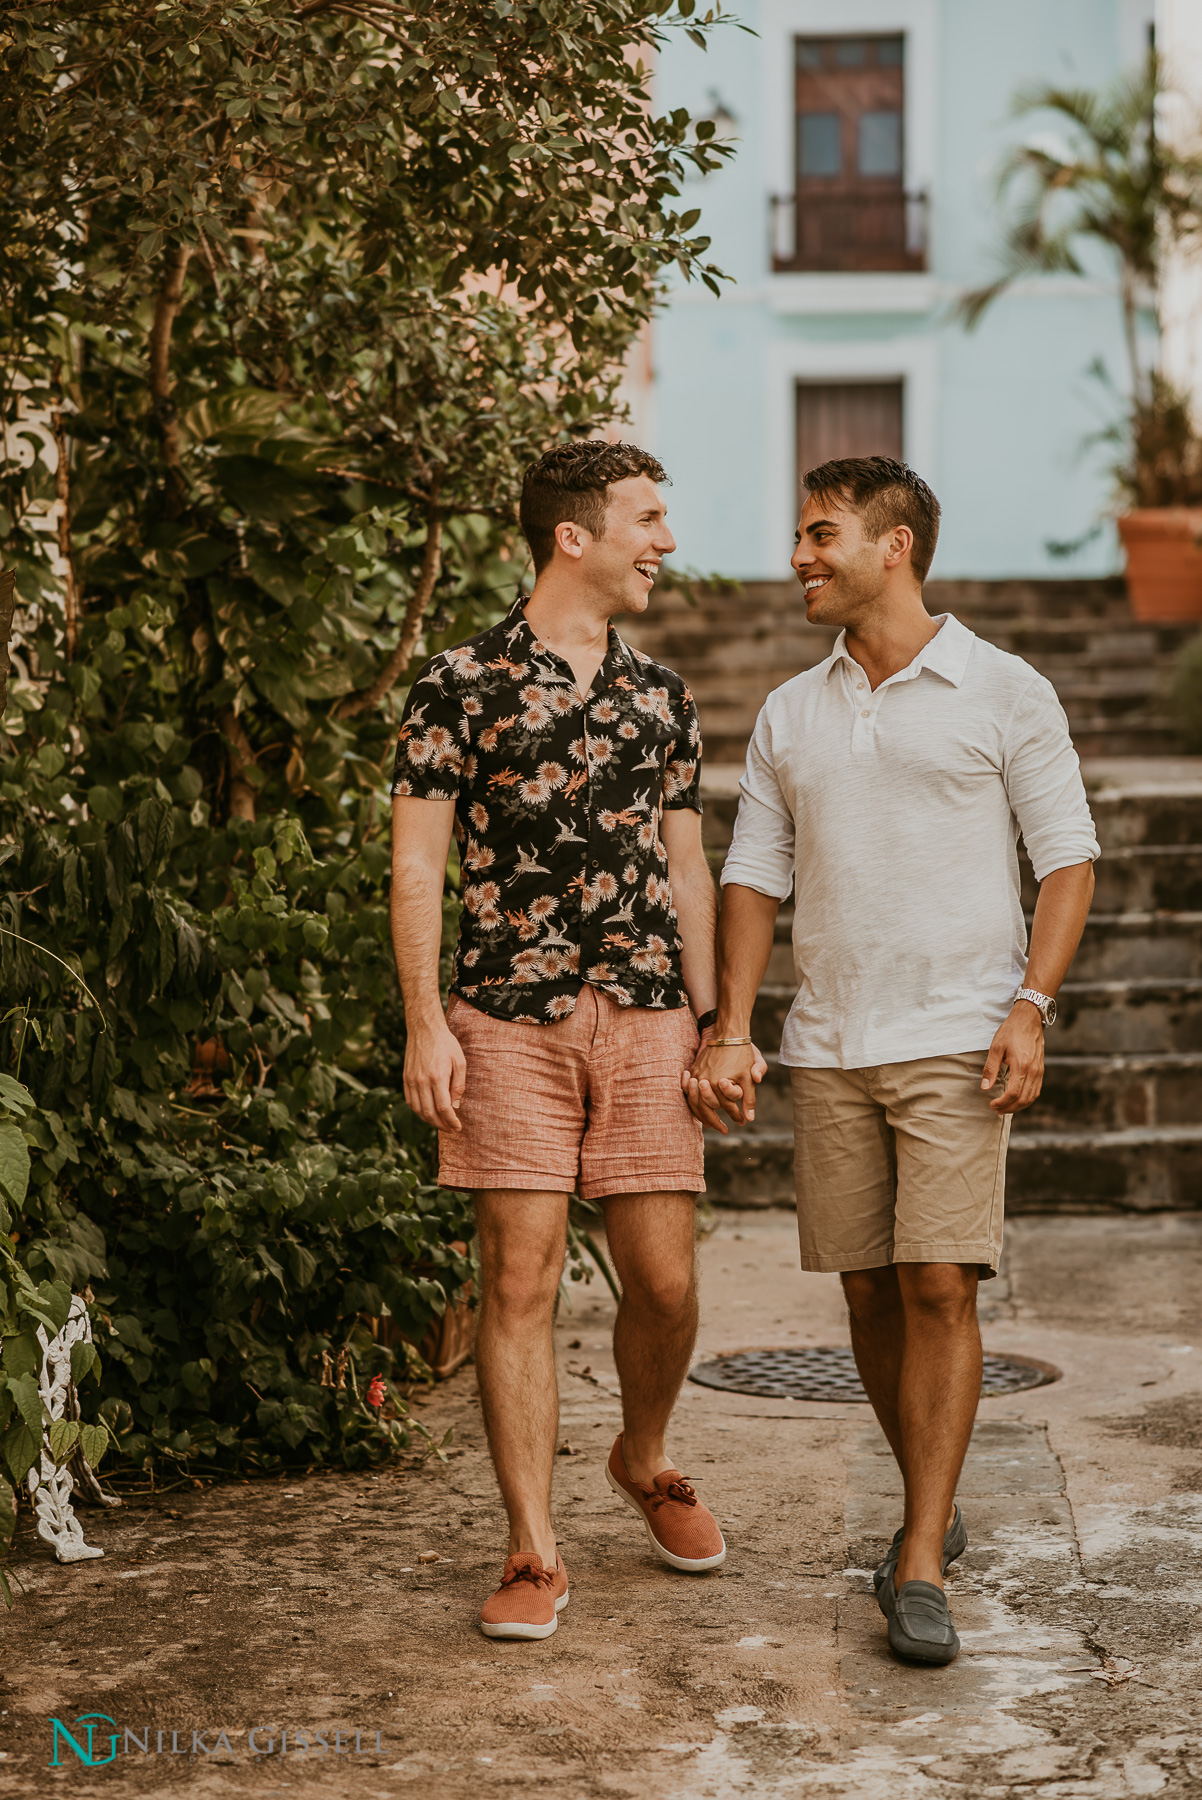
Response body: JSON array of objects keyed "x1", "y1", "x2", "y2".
[{"x1": 645, "y1": 0, "x2": 1156, "y2": 581}]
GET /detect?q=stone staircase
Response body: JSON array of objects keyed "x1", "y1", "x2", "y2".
[
  {"x1": 624, "y1": 578, "x2": 1202, "y2": 1214},
  {"x1": 633, "y1": 575, "x2": 1194, "y2": 763}
]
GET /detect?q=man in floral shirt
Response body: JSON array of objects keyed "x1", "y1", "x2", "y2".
[{"x1": 391, "y1": 442, "x2": 731, "y2": 1639}]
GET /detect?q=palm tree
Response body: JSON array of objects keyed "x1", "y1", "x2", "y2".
[{"x1": 961, "y1": 53, "x2": 1202, "y2": 400}]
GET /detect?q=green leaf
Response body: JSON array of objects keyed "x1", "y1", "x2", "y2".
[
  {"x1": 78, "y1": 1423, "x2": 109, "y2": 1469},
  {"x1": 142, "y1": 525, "x2": 235, "y2": 581},
  {"x1": 87, "y1": 784, "x2": 124, "y2": 823},
  {"x1": 1, "y1": 1333, "x2": 41, "y2": 1379},
  {"x1": 34, "y1": 1281, "x2": 71, "y2": 1335},
  {"x1": 1, "y1": 1422, "x2": 37, "y2": 1485},
  {"x1": 48, "y1": 1419, "x2": 81, "y2": 1465},
  {"x1": 70, "y1": 1342, "x2": 99, "y2": 1387},
  {"x1": 182, "y1": 388, "x2": 282, "y2": 442},
  {"x1": 7, "y1": 1373, "x2": 42, "y2": 1439},
  {"x1": 213, "y1": 456, "x2": 326, "y2": 523},
  {"x1": 67, "y1": 664, "x2": 102, "y2": 704},
  {"x1": 0, "y1": 1075, "x2": 34, "y2": 1118},
  {"x1": 0, "y1": 1122, "x2": 30, "y2": 1209}
]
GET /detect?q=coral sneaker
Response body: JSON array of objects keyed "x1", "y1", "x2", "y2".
[
  {"x1": 605, "y1": 1434, "x2": 726, "y2": 1572},
  {"x1": 479, "y1": 1552, "x2": 569, "y2": 1641}
]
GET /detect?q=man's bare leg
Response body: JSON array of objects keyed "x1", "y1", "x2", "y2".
[
  {"x1": 892, "y1": 1263, "x2": 980, "y2": 1587},
  {"x1": 842, "y1": 1265, "x2": 906, "y2": 1466},
  {"x1": 473, "y1": 1190, "x2": 570, "y2": 1568},
  {"x1": 601, "y1": 1191, "x2": 699, "y2": 1488},
  {"x1": 842, "y1": 1262, "x2": 979, "y2": 1587}
]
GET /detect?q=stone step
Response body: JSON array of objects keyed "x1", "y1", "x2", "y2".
[
  {"x1": 1054, "y1": 977, "x2": 1202, "y2": 1052},
  {"x1": 699, "y1": 781, "x2": 1202, "y2": 856},
  {"x1": 749, "y1": 977, "x2": 1202, "y2": 1056},
  {"x1": 1089, "y1": 847, "x2": 1202, "y2": 912},
  {"x1": 649, "y1": 575, "x2": 1135, "y2": 624},
  {"x1": 767, "y1": 849, "x2": 1202, "y2": 915},
  {"x1": 1028, "y1": 1052, "x2": 1202, "y2": 1131},
  {"x1": 626, "y1": 576, "x2": 1195, "y2": 764},
  {"x1": 700, "y1": 722, "x2": 1183, "y2": 767},
  {"x1": 673, "y1": 648, "x2": 1182, "y2": 691},
  {"x1": 702, "y1": 1123, "x2": 1202, "y2": 1213},
  {"x1": 752, "y1": 913, "x2": 1202, "y2": 988},
  {"x1": 738, "y1": 1050, "x2": 1202, "y2": 1135},
  {"x1": 1055, "y1": 913, "x2": 1202, "y2": 980}
]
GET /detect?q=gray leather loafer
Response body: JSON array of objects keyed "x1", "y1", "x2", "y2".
[
  {"x1": 874, "y1": 1503, "x2": 967, "y2": 1617},
  {"x1": 885, "y1": 1579, "x2": 960, "y2": 1665}
]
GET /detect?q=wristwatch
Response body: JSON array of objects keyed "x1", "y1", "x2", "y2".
[{"x1": 1015, "y1": 987, "x2": 1057, "y2": 1027}]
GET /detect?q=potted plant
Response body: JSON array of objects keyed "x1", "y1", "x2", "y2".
[{"x1": 962, "y1": 53, "x2": 1202, "y2": 619}]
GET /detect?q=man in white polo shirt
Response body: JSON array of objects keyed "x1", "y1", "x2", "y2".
[{"x1": 686, "y1": 457, "x2": 1097, "y2": 1666}]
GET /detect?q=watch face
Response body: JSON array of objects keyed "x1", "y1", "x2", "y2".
[{"x1": 1044, "y1": 997, "x2": 1057, "y2": 1027}]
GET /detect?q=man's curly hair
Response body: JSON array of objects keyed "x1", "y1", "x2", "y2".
[
  {"x1": 802, "y1": 456, "x2": 941, "y2": 582},
  {"x1": 520, "y1": 440, "x2": 669, "y2": 573}
]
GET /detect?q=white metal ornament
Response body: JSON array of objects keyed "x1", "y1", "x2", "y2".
[{"x1": 28, "y1": 1295, "x2": 119, "y2": 1562}]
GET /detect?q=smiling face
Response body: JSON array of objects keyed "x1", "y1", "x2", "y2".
[
  {"x1": 556, "y1": 474, "x2": 676, "y2": 616},
  {"x1": 790, "y1": 489, "x2": 912, "y2": 629}
]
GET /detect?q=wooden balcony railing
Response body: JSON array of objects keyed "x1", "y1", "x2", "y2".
[{"x1": 771, "y1": 190, "x2": 928, "y2": 273}]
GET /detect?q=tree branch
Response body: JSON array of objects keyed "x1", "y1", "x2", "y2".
[
  {"x1": 334, "y1": 503, "x2": 443, "y2": 720},
  {"x1": 49, "y1": 385, "x2": 79, "y2": 663},
  {"x1": 148, "y1": 242, "x2": 193, "y2": 517},
  {"x1": 221, "y1": 710, "x2": 258, "y2": 823}
]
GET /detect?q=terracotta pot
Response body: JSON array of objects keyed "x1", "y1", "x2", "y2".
[{"x1": 1117, "y1": 508, "x2": 1202, "y2": 621}]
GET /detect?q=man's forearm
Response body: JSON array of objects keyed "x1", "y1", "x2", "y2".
[
  {"x1": 673, "y1": 858, "x2": 718, "y2": 1017},
  {"x1": 390, "y1": 857, "x2": 450, "y2": 1033},
  {"x1": 715, "y1": 884, "x2": 780, "y2": 1032},
  {"x1": 1024, "y1": 860, "x2": 1095, "y2": 997}
]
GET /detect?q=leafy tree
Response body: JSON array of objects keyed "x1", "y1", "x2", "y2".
[{"x1": 0, "y1": 0, "x2": 731, "y2": 1515}]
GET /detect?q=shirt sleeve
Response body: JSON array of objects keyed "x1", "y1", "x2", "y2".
[
  {"x1": 390, "y1": 654, "x2": 467, "y2": 800},
  {"x1": 1002, "y1": 676, "x2": 1100, "y2": 880},
  {"x1": 719, "y1": 701, "x2": 796, "y2": 900},
  {"x1": 662, "y1": 687, "x2": 703, "y2": 813}
]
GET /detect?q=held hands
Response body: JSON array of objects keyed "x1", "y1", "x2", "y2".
[
  {"x1": 981, "y1": 1000, "x2": 1046, "y2": 1114},
  {"x1": 682, "y1": 1030, "x2": 768, "y2": 1133},
  {"x1": 404, "y1": 1021, "x2": 467, "y2": 1131}
]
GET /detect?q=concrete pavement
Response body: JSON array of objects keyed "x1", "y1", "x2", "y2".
[{"x1": 5, "y1": 1208, "x2": 1202, "y2": 1797}]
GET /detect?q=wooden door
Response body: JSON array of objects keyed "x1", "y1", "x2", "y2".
[
  {"x1": 796, "y1": 381, "x2": 904, "y2": 491},
  {"x1": 790, "y1": 35, "x2": 919, "y2": 271}
]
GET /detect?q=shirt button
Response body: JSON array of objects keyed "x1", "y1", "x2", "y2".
[
  {"x1": 591, "y1": 858, "x2": 600, "y2": 868},
  {"x1": 860, "y1": 709, "x2": 870, "y2": 718}
]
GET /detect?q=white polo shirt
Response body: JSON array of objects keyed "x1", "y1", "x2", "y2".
[{"x1": 720, "y1": 614, "x2": 1100, "y2": 1069}]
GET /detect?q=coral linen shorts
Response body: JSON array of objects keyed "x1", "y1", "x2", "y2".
[
  {"x1": 439, "y1": 986, "x2": 705, "y2": 1201},
  {"x1": 790, "y1": 1052, "x2": 1012, "y2": 1279}
]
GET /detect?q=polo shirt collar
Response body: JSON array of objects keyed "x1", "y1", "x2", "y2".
[{"x1": 823, "y1": 613, "x2": 975, "y2": 689}]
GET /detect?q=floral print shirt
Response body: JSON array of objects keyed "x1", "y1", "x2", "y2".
[{"x1": 392, "y1": 598, "x2": 703, "y2": 1023}]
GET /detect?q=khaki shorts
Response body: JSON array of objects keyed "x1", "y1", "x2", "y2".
[
  {"x1": 439, "y1": 986, "x2": 705, "y2": 1201},
  {"x1": 790, "y1": 1052, "x2": 1011, "y2": 1279}
]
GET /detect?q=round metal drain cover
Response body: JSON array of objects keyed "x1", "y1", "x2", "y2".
[{"x1": 689, "y1": 1346, "x2": 1059, "y2": 1404}]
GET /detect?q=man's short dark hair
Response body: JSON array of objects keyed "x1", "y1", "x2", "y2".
[
  {"x1": 520, "y1": 441, "x2": 669, "y2": 573},
  {"x1": 801, "y1": 456, "x2": 941, "y2": 582}
]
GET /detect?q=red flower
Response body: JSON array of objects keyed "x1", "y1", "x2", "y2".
[{"x1": 366, "y1": 1376, "x2": 386, "y2": 1410}]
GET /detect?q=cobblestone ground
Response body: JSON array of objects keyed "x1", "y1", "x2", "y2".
[{"x1": 4, "y1": 1209, "x2": 1202, "y2": 1799}]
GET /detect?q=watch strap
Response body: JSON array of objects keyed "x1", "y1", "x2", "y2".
[{"x1": 1015, "y1": 986, "x2": 1055, "y2": 1024}]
